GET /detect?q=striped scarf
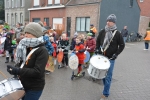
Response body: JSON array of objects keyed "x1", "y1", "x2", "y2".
[
  {"x1": 102, "y1": 24, "x2": 117, "y2": 50},
  {"x1": 15, "y1": 36, "x2": 44, "y2": 64}
]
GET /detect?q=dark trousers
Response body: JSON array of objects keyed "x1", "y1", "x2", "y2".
[
  {"x1": 22, "y1": 90, "x2": 43, "y2": 100},
  {"x1": 62, "y1": 54, "x2": 68, "y2": 66},
  {"x1": 145, "y1": 42, "x2": 149, "y2": 49}
]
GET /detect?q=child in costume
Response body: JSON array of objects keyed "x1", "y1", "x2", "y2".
[
  {"x1": 74, "y1": 37, "x2": 86, "y2": 76},
  {"x1": 57, "y1": 33, "x2": 70, "y2": 68}
]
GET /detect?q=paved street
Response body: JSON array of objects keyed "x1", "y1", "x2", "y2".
[{"x1": 0, "y1": 42, "x2": 150, "y2": 100}]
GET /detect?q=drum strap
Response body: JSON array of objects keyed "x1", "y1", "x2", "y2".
[
  {"x1": 20, "y1": 47, "x2": 39, "y2": 68},
  {"x1": 101, "y1": 30, "x2": 117, "y2": 53}
]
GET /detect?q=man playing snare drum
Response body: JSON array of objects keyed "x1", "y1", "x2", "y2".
[{"x1": 95, "y1": 14, "x2": 125, "y2": 100}]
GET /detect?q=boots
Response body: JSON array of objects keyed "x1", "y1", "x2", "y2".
[
  {"x1": 11, "y1": 56, "x2": 14, "y2": 62},
  {"x1": 5, "y1": 57, "x2": 9, "y2": 63}
]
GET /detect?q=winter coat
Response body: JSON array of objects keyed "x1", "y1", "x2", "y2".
[
  {"x1": 70, "y1": 37, "x2": 76, "y2": 50},
  {"x1": 43, "y1": 36, "x2": 54, "y2": 55},
  {"x1": 51, "y1": 42, "x2": 57, "y2": 57},
  {"x1": 57, "y1": 39, "x2": 70, "y2": 54},
  {"x1": 144, "y1": 31, "x2": 150, "y2": 41},
  {"x1": 4, "y1": 33, "x2": 13, "y2": 51},
  {"x1": 121, "y1": 29, "x2": 128, "y2": 37},
  {"x1": 96, "y1": 29, "x2": 125, "y2": 59},
  {"x1": 19, "y1": 44, "x2": 49, "y2": 91},
  {"x1": 86, "y1": 37, "x2": 96, "y2": 52},
  {"x1": 75, "y1": 42, "x2": 85, "y2": 64}
]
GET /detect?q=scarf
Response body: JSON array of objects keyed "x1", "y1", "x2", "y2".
[
  {"x1": 102, "y1": 24, "x2": 117, "y2": 50},
  {"x1": 15, "y1": 36, "x2": 44, "y2": 64}
]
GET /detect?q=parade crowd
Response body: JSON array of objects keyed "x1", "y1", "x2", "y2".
[{"x1": 0, "y1": 14, "x2": 150, "y2": 100}]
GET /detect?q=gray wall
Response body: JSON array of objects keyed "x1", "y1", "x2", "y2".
[{"x1": 99, "y1": 0, "x2": 140, "y2": 33}]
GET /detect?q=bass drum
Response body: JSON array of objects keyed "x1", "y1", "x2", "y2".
[{"x1": 87, "y1": 54, "x2": 110, "y2": 79}]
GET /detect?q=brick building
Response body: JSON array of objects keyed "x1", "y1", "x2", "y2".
[
  {"x1": 137, "y1": 0, "x2": 150, "y2": 34},
  {"x1": 66, "y1": 0, "x2": 101, "y2": 37},
  {"x1": 29, "y1": 0, "x2": 69, "y2": 34}
]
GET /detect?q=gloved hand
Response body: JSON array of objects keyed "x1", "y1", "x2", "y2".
[
  {"x1": 111, "y1": 54, "x2": 118, "y2": 60},
  {"x1": 7, "y1": 65, "x2": 20, "y2": 75},
  {"x1": 95, "y1": 49, "x2": 99, "y2": 55}
]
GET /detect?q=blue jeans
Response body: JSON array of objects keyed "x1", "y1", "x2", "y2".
[
  {"x1": 145, "y1": 42, "x2": 149, "y2": 49},
  {"x1": 102, "y1": 60, "x2": 115, "y2": 97},
  {"x1": 22, "y1": 90, "x2": 43, "y2": 100},
  {"x1": 123, "y1": 37, "x2": 127, "y2": 43}
]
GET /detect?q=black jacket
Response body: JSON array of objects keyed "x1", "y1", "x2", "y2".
[
  {"x1": 57, "y1": 39, "x2": 70, "y2": 54},
  {"x1": 19, "y1": 44, "x2": 49, "y2": 91},
  {"x1": 4, "y1": 32, "x2": 13, "y2": 51},
  {"x1": 96, "y1": 29, "x2": 125, "y2": 59}
]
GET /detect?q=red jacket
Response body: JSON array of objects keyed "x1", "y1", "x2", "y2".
[
  {"x1": 75, "y1": 43, "x2": 85, "y2": 62},
  {"x1": 51, "y1": 42, "x2": 57, "y2": 57},
  {"x1": 86, "y1": 38, "x2": 96, "y2": 52}
]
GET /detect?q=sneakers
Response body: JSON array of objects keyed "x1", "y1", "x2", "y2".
[
  {"x1": 143, "y1": 49, "x2": 148, "y2": 50},
  {"x1": 100, "y1": 95, "x2": 108, "y2": 100}
]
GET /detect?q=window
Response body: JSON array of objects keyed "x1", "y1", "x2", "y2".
[
  {"x1": 15, "y1": 13, "x2": 17, "y2": 25},
  {"x1": 20, "y1": 13, "x2": 23, "y2": 23},
  {"x1": 32, "y1": 18, "x2": 40, "y2": 22},
  {"x1": 34, "y1": 0, "x2": 39, "y2": 6},
  {"x1": 140, "y1": 0, "x2": 144, "y2": 2},
  {"x1": 130, "y1": 0, "x2": 133, "y2": 7},
  {"x1": 12, "y1": 0, "x2": 14, "y2": 8},
  {"x1": 55, "y1": 0, "x2": 60, "y2": 4},
  {"x1": 48, "y1": 0, "x2": 52, "y2": 5},
  {"x1": 76, "y1": 17, "x2": 90, "y2": 32},
  {"x1": 44, "y1": 18, "x2": 49, "y2": 26},
  {"x1": 53, "y1": 18, "x2": 63, "y2": 29},
  {"x1": 7, "y1": 13, "x2": 9, "y2": 23},
  {"x1": 20, "y1": 0, "x2": 23, "y2": 7}
]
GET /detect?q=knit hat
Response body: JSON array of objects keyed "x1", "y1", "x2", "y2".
[
  {"x1": 106, "y1": 14, "x2": 117, "y2": 23},
  {"x1": 24, "y1": 22, "x2": 43, "y2": 38},
  {"x1": 87, "y1": 33, "x2": 93, "y2": 36}
]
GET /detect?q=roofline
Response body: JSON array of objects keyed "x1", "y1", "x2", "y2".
[
  {"x1": 28, "y1": 5, "x2": 65, "y2": 11},
  {"x1": 66, "y1": 2, "x2": 101, "y2": 6}
]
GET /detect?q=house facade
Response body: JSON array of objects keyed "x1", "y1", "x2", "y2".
[
  {"x1": 66, "y1": 0, "x2": 101, "y2": 37},
  {"x1": 99, "y1": 0, "x2": 140, "y2": 34},
  {"x1": 137, "y1": 0, "x2": 150, "y2": 34},
  {"x1": 4, "y1": 0, "x2": 32, "y2": 27},
  {"x1": 29, "y1": 0, "x2": 69, "y2": 35}
]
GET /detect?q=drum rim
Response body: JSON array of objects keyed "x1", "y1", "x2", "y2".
[{"x1": 0, "y1": 88, "x2": 25, "y2": 98}]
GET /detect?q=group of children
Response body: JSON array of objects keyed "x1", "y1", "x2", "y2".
[{"x1": 0, "y1": 23, "x2": 97, "y2": 76}]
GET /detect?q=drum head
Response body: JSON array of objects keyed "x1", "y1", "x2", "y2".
[
  {"x1": 90, "y1": 55, "x2": 110, "y2": 69},
  {"x1": 84, "y1": 51, "x2": 90, "y2": 63},
  {"x1": 69, "y1": 54, "x2": 79, "y2": 70}
]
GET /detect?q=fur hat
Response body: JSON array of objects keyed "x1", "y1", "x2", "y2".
[
  {"x1": 106, "y1": 14, "x2": 117, "y2": 23},
  {"x1": 24, "y1": 22, "x2": 43, "y2": 38}
]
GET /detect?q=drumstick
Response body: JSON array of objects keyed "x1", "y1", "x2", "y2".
[{"x1": 0, "y1": 70, "x2": 8, "y2": 79}]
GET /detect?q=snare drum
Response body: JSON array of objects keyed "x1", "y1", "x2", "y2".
[
  {"x1": 0, "y1": 78, "x2": 25, "y2": 100},
  {"x1": 87, "y1": 54, "x2": 110, "y2": 79}
]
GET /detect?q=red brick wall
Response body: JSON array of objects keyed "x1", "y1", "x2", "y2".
[
  {"x1": 66, "y1": 4, "x2": 100, "y2": 37},
  {"x1": 30, "y1": 8, "x2": 66, "y2": 28},
  {"x1": 137, "y1": 0, "x2": 150, "y2": 17}
]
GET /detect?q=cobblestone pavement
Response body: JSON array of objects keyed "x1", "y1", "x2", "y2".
[{"x1": 0, "y1": 42, "x2": 150, "y2": 100}]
